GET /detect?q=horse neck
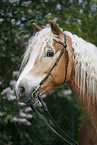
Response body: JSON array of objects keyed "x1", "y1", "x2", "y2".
[
  {"x1": 65, "y1": 35, "x2": 97, "y2": 145},
  {"x1": 65, "y1": 34, "x2": 97, "y2": 122}
]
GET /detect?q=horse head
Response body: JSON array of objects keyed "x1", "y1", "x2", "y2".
[{"x1": 15, "y1": 20, "x2": 73, "y2": 103}]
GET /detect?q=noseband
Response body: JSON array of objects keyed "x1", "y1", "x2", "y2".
[{"x1": 29, "y1": 34, "x2": 78, "y2": 145}]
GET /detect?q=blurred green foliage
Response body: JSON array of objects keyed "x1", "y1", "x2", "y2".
[{"x1": 0, "y1": 0, "x2": 97, "y2": 145}]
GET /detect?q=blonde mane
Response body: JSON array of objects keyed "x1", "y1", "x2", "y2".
[
  {"x1": 21, "y1": 27, "x2": 58, "y2": 70},
  {"x1": 64, "y1": 31, "x2": 97, "y2": 104}
]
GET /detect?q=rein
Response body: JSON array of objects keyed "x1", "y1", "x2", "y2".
[
  {"x1": 30, "y1": 94, "x2": 78, "y2": 145},
  {"x1": 29, "y1": 34, "x2": 78, "y2": 145}
]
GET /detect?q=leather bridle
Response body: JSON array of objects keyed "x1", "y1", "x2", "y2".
[
  {"x1": 30, "y1": 34, "x2": 69, "y2": 103},
  {"x1": 26, "y1": 34, "x2": 78, "y2": 145}
]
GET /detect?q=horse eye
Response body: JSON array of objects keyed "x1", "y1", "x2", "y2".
[{"x1": 46, "y1": 50, "x2": 54, "y2": 57}]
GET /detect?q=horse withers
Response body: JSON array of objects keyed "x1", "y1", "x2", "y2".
[{"x1": 15, "y1": 20, "x2": 97, "y2": 145}]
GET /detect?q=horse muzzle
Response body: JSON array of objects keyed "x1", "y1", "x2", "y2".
[
  {"x1": 14, "y1": 84, "x2": 41, "y2": 104},
  {"x1": 14, "y1": 85, "x2": 31, "y2": 103}
]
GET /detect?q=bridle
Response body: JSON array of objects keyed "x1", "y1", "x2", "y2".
[
  {"x1": 25, "y1": 34, "x2": 78, "y2": 145},
  {"x1": 30, "y1": 34, "x2": 69, "y2": 103}
]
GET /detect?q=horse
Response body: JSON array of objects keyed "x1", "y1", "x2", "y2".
[{"x1": 15, "y1": 20, "x2": 97, "y2": 145}]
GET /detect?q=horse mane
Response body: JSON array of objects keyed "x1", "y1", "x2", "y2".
[
  {"x1": 21, "y1": 26, "x2": 97, "y2": 104},
  {"x1": 64, "y1": 31, "x2": 97, "y2": 102},
  {"x1": 21, "y1": 27, "x2": 58, "y2": 70}
]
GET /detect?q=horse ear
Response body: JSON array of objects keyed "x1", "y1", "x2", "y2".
[
  {"x1": 33, "y1": 23, "x2": 42, "y2": 33},
  {"x1": 49, "y1": 20, "x2": 63, "y2": 36}
]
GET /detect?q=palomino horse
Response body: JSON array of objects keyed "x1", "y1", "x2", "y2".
[{"x1": 15, "y1": 20, "x2": 97, "y2": 145}]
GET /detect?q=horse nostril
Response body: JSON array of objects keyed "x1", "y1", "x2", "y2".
[{"x1": 18, "y1": 86, "x2": 26, "y2": 99}]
